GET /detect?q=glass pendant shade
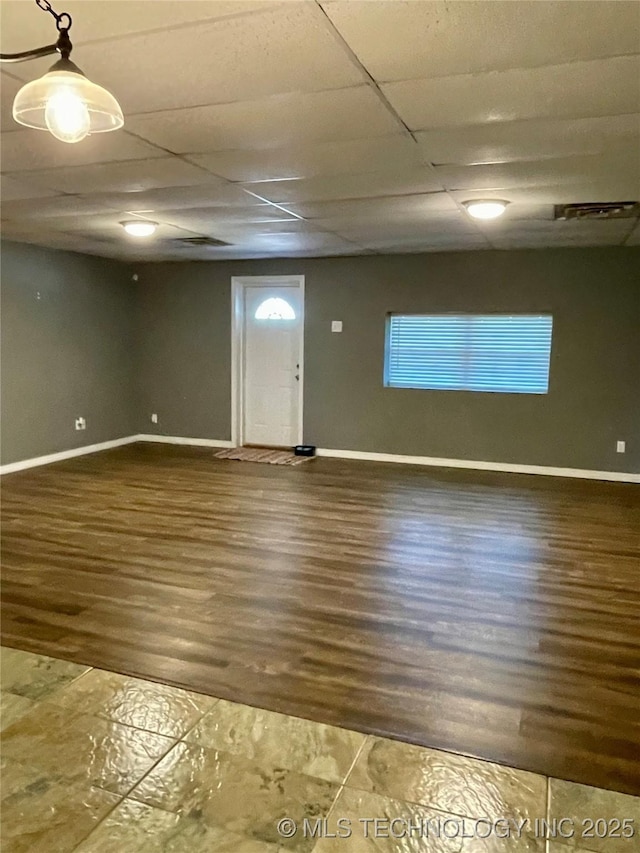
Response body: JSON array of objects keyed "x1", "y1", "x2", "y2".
[{"x1": 13, "y1": 67, "x2": 123, "y2": 143}]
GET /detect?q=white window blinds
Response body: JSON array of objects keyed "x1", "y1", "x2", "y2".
[{"x1": 385, "y1": 314, "x2": 553, "y2": 394}]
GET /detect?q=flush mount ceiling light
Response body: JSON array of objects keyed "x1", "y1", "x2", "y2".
[
  {"x1": 463, "y1": 200, "x2": 509, "y2": 220},
  {"x1": 1, "y1": 0, "x2": 123, "y2": 143},
  {"x1": 121, "y1": 220, "x2": 158, "y2": 238}
]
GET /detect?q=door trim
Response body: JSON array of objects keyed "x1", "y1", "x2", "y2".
[{"x1": 231, "y1": 275, "x2": 305, "y2": 448}]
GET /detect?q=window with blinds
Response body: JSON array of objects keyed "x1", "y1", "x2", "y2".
[{"x1": 384, "y1": 314, "x2": 553, "y2": 394}]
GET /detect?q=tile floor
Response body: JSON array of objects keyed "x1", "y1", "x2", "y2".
[{"x1": 1, "y1": 646, "x2": 638, "y2": 853}]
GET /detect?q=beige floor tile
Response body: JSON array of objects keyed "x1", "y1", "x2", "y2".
[
  {"x1": 185, "y1": 698, "x2": 366, "y2": 783},
  {"x1": 75, "y1": 798, "x2": 285, "y2": 852},
  {"x1": 130, "y1": 740, "x2": 341, "y2": 851},
  {"x1": 460, "y1": 828, "x2": 544, "y2": 852},
  {"x1": 547, "y1": 845, "x2": 616, "y2": 853},
  {"x1": 310, "y1": 785, "x2": 520, "y2": 853},
  {"x1": 50, "y1": 669, "x2": 216, "y2": 738},
  {"x1": 548, "y1": 778, "x2": 640, "y2": 853},
  {"x1": 346, "y1": 739, "x2": 546, "y2": 844},
  {"x1": 0, "y1": 692, "x2": 36, "y2": 731},
  {"x1": 1, "y1": 756, "x2": 120, "y2": 853},
  {"x1": 0, "y1": 647, "x2": 90, "y2": 700},
  {"x1": 1, "y1": 701, "x2": 175, "y2": 796}
]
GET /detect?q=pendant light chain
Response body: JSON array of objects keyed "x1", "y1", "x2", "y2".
[{"x1": 35, "y1": 0, "x2": 72, "y2": 33}]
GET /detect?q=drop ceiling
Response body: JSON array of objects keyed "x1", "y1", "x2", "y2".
[{"x1": 1, "y1": 0, "x2": 639, "y2": 260}]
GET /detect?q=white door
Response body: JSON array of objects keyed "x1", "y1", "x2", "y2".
[{"x1": 243, "y1": 285, "x2": 302, "y2": 447}]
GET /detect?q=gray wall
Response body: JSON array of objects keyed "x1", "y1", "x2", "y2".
[
  {"x1": 2, "y1": 242, "x2": 637, "y2": 472},
  {"x1": 1, "y1": 241, "x2": 136, "y2": 465},
  {"x1": 135, "y1": 248, "x2": 640, "y2": 474},
  {"x1": 135, "y1": 262, "x2": 231, "y2": 441}
]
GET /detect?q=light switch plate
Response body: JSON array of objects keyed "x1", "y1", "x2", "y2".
[{"x1": 331, "y1": 320, "x2": 343, "y2": 333}]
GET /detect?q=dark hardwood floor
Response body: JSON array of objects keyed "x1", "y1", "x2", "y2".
[{"x1": 1, "y1": 444, "x2": 639, "y2": 794}]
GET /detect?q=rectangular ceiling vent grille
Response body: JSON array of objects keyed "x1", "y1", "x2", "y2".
[
  {"x1": 554, "y1": 202, "x2": 639, "y2": 221},
  {"x1": 173, "y1": 236, "x2": 231, "y2": 247}
]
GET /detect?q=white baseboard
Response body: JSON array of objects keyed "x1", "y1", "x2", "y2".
[
  {"x1": 136, "y1": 434, "x2": 234, "y2": 449},
  {"x1": 0, "y1": 435, "x2": 138, "y2": 475},
  {"x1": 316, "y1": 448, "x2": 640, "y2": 484},
  {"x1": 3, "y1": 435, "x2": 636, "y2": 483}
]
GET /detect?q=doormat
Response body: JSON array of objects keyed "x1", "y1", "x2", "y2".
[{"x1": 214, "y1": 447, "x2": 314, "y2": 466}]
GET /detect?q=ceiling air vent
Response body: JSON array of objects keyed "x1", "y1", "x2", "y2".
[
  {"x1": 173, "y1": 236, "x2": 231, "y2": 247},
  {"x1": 554, "y1": 201, "x2": 639, "y2": 221}
]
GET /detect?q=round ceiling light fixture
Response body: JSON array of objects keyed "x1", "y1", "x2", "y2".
[
  {"x1": 463, "y1": 200, "x2": 509, "y2": 220},
  {"x1": 121, "y1": 220, "x2": 158, "y2": 238},
  {"x1": 2, "y1": 2, "x2": 123, "y2": 144}
]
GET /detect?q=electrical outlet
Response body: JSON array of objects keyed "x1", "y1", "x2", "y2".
[
  {"x1": 331, "y1": 320, "x2": 343, "y2": 333},
  {"x1": 151, "y1": 413, "x2": 158, "y2": 424},
  {"x1": 75, "y1": 417, "x2": 86, "y2": 431},
  {"x1": 616, "y1": 440, "x2": 626, "y2": 453}
]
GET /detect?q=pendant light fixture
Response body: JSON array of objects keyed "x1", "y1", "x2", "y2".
[{"x1": 1, "y1": 0, "x2": 123, "y2": 143}]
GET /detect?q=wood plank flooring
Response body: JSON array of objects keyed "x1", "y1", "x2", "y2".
[{"x1": 1, "y1": 444, "x2": 639, "y2": 795}]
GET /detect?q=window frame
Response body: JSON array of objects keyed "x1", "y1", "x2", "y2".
[{"x1": 383, "y1": 312, "x2": 553, "y2": 395}]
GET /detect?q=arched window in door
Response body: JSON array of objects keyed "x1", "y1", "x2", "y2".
[{"x1": 254, "y1": 297, "x2": 296, "y2": 320}]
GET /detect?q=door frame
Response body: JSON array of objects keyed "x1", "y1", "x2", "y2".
[{"x1": 231, "y1": 275, "x2": 305, "y2": 448}]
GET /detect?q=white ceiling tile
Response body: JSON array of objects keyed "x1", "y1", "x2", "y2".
[
  {"x1": 1, "y1": 71, "x2": 22, "y2": 132},
  {"x1": 242, "y1": 168, "x2": 444, "y2": 204},
  {"x1": 362, "y1": 235, "x2": 491, "y2": 253},
  {"x1": 435, "y1": 152, "x2": 640, "y2": 193},
  {"x1": 2, "y1": 211, "x2": 193, "y2": 240},
  {"x1": 322, "y1": 0, "x2": 640, "y2": 81},
  {"x1": 187, "y1": 134, "x2": 423, "y2": 182},
  {"x1": 0, "y1": 129, "x2": 166, "y2": 172},
  {"x1": 85, "y1": 221, "x2": 195, "y2": 242},
  {"x1": 8, "y1": 158, "x2": 221, "y2": 195},
  {"x1": 3, "y1": 211, "x2": 125, "y2": 234},
  {"x1": 1, "y1": 195, "x2": 122, "y2": 219},
  {"x1": 286, "y1": 192, "x2": 459, "y2": 220},
  {"x1": 477, "y1": 203, "x2": 554, "y2": 223},
  {"x1": 450, "y1": 184, "x2": 640, "y2": 207},
  {"x1": 97, "y1": 183, "x2": 263, "y2": 213},
  {"x1": 3, "y1": 1, "x2": 637, "y2": 259},
  {"x1": 0, "y1": 222, "x2": 66, "y2": 243},
  {"x1": 0, "y1": 1, "x2": 278, "y2": 53},
  {"x1": 230, "y1": 231, "x2": 363, "y2": 252},
  {"x1": 8, "y1": 4, "x2": 363, "y2": 115},
  {"x1": 125, "y1": 86, "x2": 400, "y2": 153},
  {"x1": 277, "y1": 247, "x2": 372, "y2": 257},
  {"x1": 128, "y1": 244, "x2": 282, "y2": 261},
  {"x1": 1, "y1": 227, "x2": 115, "y2": 255},
  {"x1": 417, "y1": 114, "x2": 640, "y2": 166},
  {"x1": 321, "y1": 217, "x2": 482, "y2": 244},
  {"x1": 156, "y1": 205, "x2": 299, "y2": 234},
  {"x1": 488, "y1": 219, "x2": 633, "y2": 248},
  {"x1": 0, "y1": 174, "x2": 59, "y2": 201},
  {"x1": 191, "y1": 218, "x2": 318, "y2": 241},
  {"x1": 382, "y1": 56, "x2": 640, "y2": 130},
  {"x1": 481, "y1": 218, "x2": 634, "y2": 237}
]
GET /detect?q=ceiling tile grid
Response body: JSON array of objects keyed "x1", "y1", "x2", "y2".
[
  {"x1": 320, "y1": 0, "x2": 640, "y2": 81},
  {"x1": 3, "y1": 3, "x2": 367, "y2": 116},
  {"x1": 1, "y1": 0, "x2": 639, "y2": 258}
]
